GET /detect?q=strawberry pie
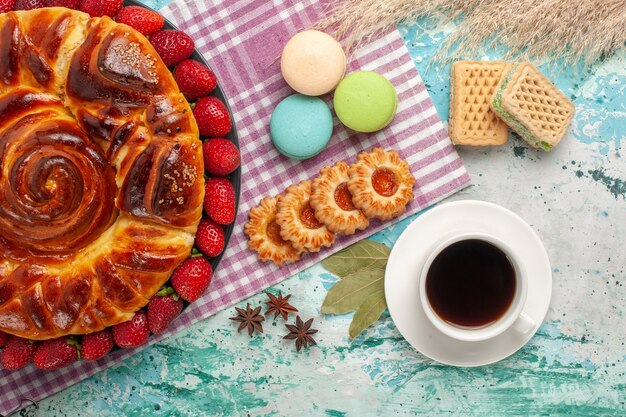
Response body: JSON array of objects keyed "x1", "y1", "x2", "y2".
[{"x1": 0, "y1": 8, "x2": 204, "y2": 341}]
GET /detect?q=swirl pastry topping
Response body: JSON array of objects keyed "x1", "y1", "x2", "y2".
[
  {"x1": 0, "y1": 8, "x2": 203, "y2": 340},
  {"x1": 0, "y1": 89, "x2": 117, "y2": 259}
]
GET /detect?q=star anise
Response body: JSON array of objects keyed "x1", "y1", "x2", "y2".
[
  {"x1": 229, "y1": 303, "x2": 265, "y2": 336},
  {"x1": 283, "y1": 316, "x2": 318, "y2": 352},
  {"x1": 265, "y1": 291, "x2": 298, "y2": 321}
]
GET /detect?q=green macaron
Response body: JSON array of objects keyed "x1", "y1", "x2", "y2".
[{"x1": 333, "y1": 71, "x2": 398, "y2": 133}]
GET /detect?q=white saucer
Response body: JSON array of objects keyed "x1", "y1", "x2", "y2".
[{"x1": 385, "y1": 200, "x2": 552, "y2": 367}]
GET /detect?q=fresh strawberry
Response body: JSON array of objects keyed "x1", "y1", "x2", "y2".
[
  {"x1": 193, "y1": 96, "x2": 232, "y2": 138},
  {"x1": 173, "y1": 60, "x2": 217, "y2": 101},
  {"x1": 150, "y1": 29, "x2": 194, "y2": 67},
  {"x1": 1, "y1": 337, "x2": 37, "y2": 370},
  {"x1": 147, "y1": 287, "x2": 183, "y2": 334},
  {"x1": 203, "y1": 138, "x2": 240, "y2": 176},
  {"x1": 80, "y1": 0, "x2": 122, "y2": 17},
  {"x1": 0, "y1": 331, "x2": 9, "y2": 348},
  {"x1": 204, "y1": 178, "x2": 236, "y2": 225},
  {"x1": 45, "y1": 0, "x2": 79, "y2": 8},
  {"x1": 0, "y1": 0, "x2": 16, "y2": 12},
  {"x1": 33, "y1": 337, "x2": 79, "y2": 370},
  {"x1": 171, "y1": 257, "x2": 212, "y2": 302},
  {"x1": 203, "y1": 177, "x2": 236, "y2": 225},
  {"x1": 112, "y1": 312, "x2": 149, "y2": 348},
  {"x1": 15, "y1": 0, "x2": 45, "y2": 9},
  {"x1": 81, "y1": 329, "x2": 114, "y2": 361},
  {"x1": 116, "y1": 6, "x2": 164, "y2": 36},
  {"x1": 195, "y1": 218, "x2": 225, "y2": 257}
]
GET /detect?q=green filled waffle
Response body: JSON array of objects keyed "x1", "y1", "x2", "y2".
[{"x1": 491, "y1": 63, "x2": 575, "y2": 151}]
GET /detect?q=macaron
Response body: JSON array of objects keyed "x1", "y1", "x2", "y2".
[
  {"x1": 281, "y1": 30, "x2": 346, "y2": 96},
  {"x1": 333, "y1": 71, "x2": 398, "y2": 133},
  {"x1": 270, "y1": 94, "x2": 333, "y2": 160}
]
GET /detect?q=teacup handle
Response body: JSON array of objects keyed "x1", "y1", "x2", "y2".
[{"x1": 512, "y1": 311, "x2": 535, "y2": 335}]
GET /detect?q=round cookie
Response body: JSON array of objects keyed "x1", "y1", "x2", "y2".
[
  {"x1": 270, "y1": 94, "x2": 333, "y2": 160},
  {"x1": 333, "y1": 71, "x2": 398, "y2": 133},
  {"x1": 281, "y1": 30, "x2": 346, "y2": 96}
]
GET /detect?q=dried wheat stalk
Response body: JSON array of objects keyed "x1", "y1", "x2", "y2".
[{"x1": 316, "y1": 0, "x2": 626, "y2": 66}]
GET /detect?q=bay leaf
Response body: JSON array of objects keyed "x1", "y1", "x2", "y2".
[
  {"x1": 320, "y1": 268, "x2": 385, "y2": 315},
  {"x1": 349, "y1": 290, "x2": 387, "y2": 339},
  {"x1": 321, "y1": 240, "x2": 390, "y2": 278}
]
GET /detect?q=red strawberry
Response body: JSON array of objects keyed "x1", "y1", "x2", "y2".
[
  {"x1": 173, "y1": 60, "x2": 217, "y2": 101},
  {"x1": 171, "y1": 257, "x2": 213, "y2": 302},
  {"x1": 112, "y1": 312, "x2": 149, "y2": 348},
  {"x1": 147, "y1": 287, "x2": 183, "y2": 334},
  {"x1": 116, "y1": 6, "x2": 164, "y2": 36},
  {"x1": 150, "y1": 30, "x2": 194, "y2": 67},
  {"x1": 0, "y1": 330, "x2": 9, "y2": 348},
  {"x1": 33, "y1": 337, "x2": 78, "y2": 370},
  {"x1": 193, "y1": 96, "x2": 232, "y2": 137},
  {"x1": 0, "y1": 0, "x2": 16, "y2": 12},
  {"x1": 203, "y1": 138, "x2": 240, "y2": 176},
  {"x1": 81, "y1": 329, "x2": 114, "y2": 361},
  {"x1": 1, "y1": 337, "x2": 38, "y2": 370},
  {"x1": 45, "y1": 0, "x2": 79, "y2": 8},
  {"x1": 195, "y1": 218, "x2": 225, "y2": 257},
  {"x1": 15, "y1": 0, "x2": 45, "y2": 9},
  {"x1": 80, "y1": 0, "x2": 122, "y2": 17},
  {"x1": 204, "y1": 177, "x2": 236, "y2": 225}
]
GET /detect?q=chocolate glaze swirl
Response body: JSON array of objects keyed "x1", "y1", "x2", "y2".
[{"x1": 0, "y1": 89, "x2": 116, "y2": 260}]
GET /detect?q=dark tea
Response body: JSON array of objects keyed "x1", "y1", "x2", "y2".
[{"x1": 425, "y1": 239, "x2": 516, "y2": 328}]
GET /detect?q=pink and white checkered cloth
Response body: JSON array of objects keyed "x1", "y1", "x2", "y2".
[{"x1": 0, "y1": 0, "x2": 470, "y2": 413}]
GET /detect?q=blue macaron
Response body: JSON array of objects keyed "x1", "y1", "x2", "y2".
[{"x1": 270, "y1": 94, "x2": 333, "y2": 160}]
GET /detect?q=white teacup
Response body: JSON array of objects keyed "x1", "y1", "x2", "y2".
[{"x1": 419, "y1": 232, "x2": 535, "y2": 342}]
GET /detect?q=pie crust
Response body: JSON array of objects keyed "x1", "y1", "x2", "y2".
[
  {"x1": 276, "y1": 181, "x2": 335, "y2": 252},
  {"x1": 347, "y1": 148, "x2": 415, "y2": 221},
  {"x1": 0, "y1": 9, "x2": 203, "y2": 340},
  {"x1": 244, "y1": 196, "x2": 302, "y2": 266},
  {"x1": 310, "y1": 161, "x2": 369, "y2": 235}
]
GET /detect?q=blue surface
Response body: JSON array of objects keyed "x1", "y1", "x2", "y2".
[
  {"x1": 270, "y1": 94, "x2": 333, "y2": 160},
  {"x1": 37, "y1": 1, "x2": 626, "y2": 416}
]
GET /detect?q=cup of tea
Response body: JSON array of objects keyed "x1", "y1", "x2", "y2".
[{"x1": 419, "y1": 232, "x2": 534, "y2": 342}]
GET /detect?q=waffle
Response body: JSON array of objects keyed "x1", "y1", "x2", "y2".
[
  {"x1": 449, "y1": 61, "x2": 510, "y2": 146},
  {"x1": 491, "y1": 62, "x2": 575, "y2": 151}
]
